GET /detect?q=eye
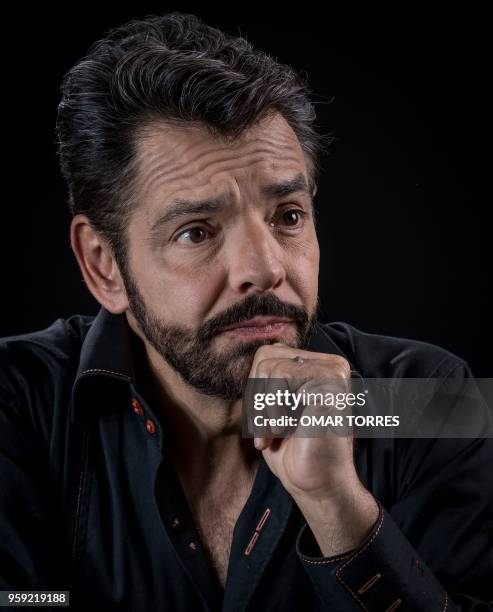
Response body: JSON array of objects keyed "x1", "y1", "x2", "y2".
[
  {"x1": 175, "y1": 227, "x2": 210, "y2": 245},
  {"x1": 270, "y1": 207, "x2": 306, "y2": 230},
  {"x1": 282, "y1": 209, "x2": 303, "y2": 226}
]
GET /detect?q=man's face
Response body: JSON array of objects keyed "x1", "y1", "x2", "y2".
[{"x1": 123, "y1": 112, "x2": 320, "y2": 399}]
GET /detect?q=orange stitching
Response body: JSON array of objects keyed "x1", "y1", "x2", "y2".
[
  {"x1": 244, "y1": 507, "x2": 272, "y2": 556},
  {"x1": 301, "y1": 552, "x2": 352, "y2": 565},
  {"x1": 256, "y1": 508, "x2": 271, "y2": 532},
  {"x1": 386, "y1": 599, "x2": 402, "y2": 612},
  {"x1": 80, "y1": 368, "x2": 131, "y2": 379},
  {"x1": 358, "y1": 572, "x2": 382, "y2": 594},
  {"x1": 335, "y1": 506, "x2": 385, "y2": 610},
  {"x1": 244, "y1": 532, "x2": 259, "y2": 556}
]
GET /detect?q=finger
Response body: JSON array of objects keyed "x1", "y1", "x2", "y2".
[
  {"x1": 250, "y1": 343, "x2": 301, "y2": 378},
  {"x1": 254, "y1": 436, "x2": 273, "y2": 451},
  {"x1": 251, "y1": 346, "x2": 351, "y2": 381},
  {"x1": 295, "y1": 379, "x2": 354, "y2": 439},
  {"x1": 254, "y1": 357, "x2": 342, "y2": 384}
]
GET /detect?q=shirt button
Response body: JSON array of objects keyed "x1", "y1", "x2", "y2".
[
  {"x1": 131, "y1": 397, "x2": 144, "y2": 416},
  {"x1": 171, "y1": 517, "x2": 181, "y2": 528},
  {"x1": 145, "y1": 418, "x2": 156, "y2": 434}
]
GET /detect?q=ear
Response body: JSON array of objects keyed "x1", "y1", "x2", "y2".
[{"x1": 70, "y1": 214, "x2": 128, "y2": 314}]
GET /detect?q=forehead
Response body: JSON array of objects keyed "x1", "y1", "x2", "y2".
[{"x1": 133, "y1": 113, "x2": 310, "y2": 208}]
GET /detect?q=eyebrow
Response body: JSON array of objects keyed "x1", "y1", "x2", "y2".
[
  {"x1": 261, "y1": 173, "x2": 311, "y2": 199},
  {"x1": 149, "y1": 173, "x2": 311, "y2": 233},
  {"x1": 150, "y1": 198, "x2": 226, "y2": 233}
]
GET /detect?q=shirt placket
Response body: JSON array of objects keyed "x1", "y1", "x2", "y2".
[
  {"x1": 220, "y1": 457, "x2": 294, "y2": 612},
  {"x1": 154, "y1": 451, "x2": 225, "y2": 611}
]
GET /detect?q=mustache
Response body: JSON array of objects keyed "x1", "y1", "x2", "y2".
[{"x1": 198, "y1": 293, "x2": 310, "y2": 343}]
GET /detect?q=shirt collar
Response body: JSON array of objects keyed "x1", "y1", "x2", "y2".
[
  {"x1": 75, "y1": 306, "x2": 136, "y2": 383},
  {"x1": 71, "y1": 307, "x2": 135, "y2": 423},
  {"x1": 71, "y1": 306, "x2": 356, "y2": 423}
]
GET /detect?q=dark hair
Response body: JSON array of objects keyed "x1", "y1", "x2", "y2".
[{"x1": 57, "y1": 12, "x2": 325, "y2": 271}]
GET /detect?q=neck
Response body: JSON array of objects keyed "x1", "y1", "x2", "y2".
[{"x1": 140, "y1": 337, "x2": 258, "y2": 477}]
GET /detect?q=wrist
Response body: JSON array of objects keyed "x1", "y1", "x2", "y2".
[
  {"x1": 287, "y1": 462, "x2": 362, "y2": 508},
  {"x1": 292, "y1": 480, "x2": 380, "y2": 557}
]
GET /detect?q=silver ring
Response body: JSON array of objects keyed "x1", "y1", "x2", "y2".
[{"x1": 294, "y1": 356, "x2": 304, "y2": 365}]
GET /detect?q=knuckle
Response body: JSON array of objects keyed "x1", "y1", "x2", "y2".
[
  {"x1": 256, "y1": 357, "x2": 272, "y2": 373},
  {"x1": 255, "y1": 344, "x2": 274, "y2": 359},
  {"x1": 271, "y1": 361, "x2": 285, "y2": 378},
  {"x1": 332, "y1": 361, "x2": 351, "y2": 379},
  {"x1": 335, "y1": 366, "x2": 349, "y2": 378}
]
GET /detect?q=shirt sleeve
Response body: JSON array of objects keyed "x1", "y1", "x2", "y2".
[
  {"x1": 295, "y1": 364, "x2": 493, "y2": 610},
  {"x1": 0, "y1": 389, "x2": 69, "y2": 590}
]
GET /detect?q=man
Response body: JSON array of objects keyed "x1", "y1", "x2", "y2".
[{"x1": 0, "y1": 12, "x2": 491, "y2": 611}]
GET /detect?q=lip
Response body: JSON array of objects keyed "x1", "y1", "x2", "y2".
[{"x1": 220, "y1": 317, "x2": 292, "y2": 339}]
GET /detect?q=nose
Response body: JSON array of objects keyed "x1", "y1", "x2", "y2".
[{"x1": 226, "y1": 216, "x2": 286, "y2": 295}]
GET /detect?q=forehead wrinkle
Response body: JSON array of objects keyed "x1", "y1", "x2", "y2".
[
  {"x1": 156, "y1": 136, "x2": 303, "y2": 186},
  {"x1": 151, "y1": 146, "x2": 300, "y2": 189},
  {"x1": 152, "y1": 174, "x2": 242, "y2": 211},
  {"x1": 136, "y1": 111, "x2": 302, "y2": 183},
  {"x1": 177, "y1": 150, "x2": 304, "y2": 186},
  {"x1": 138, "y1": 136, "x2": 208, "y2": 181},
  {"x1": 143, "y1": 153, "x2": 305, "y2": 209},
  {"x1": 140, "y1": 134, "x2": 297, "y2": 184},
  {"x1": 137, "y1": 132, "x2": 302, "y2": 202}
]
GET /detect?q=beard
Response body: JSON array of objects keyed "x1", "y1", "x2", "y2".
[{"x1": 123, "y1": 271, "x2": 318, "y2": 401}]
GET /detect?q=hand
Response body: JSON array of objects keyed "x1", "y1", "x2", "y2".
[
  {"x1": 249, "y1": 342, "x2": 357, "y2": 498},
  {"x1": 248, "y1": 343, "x2": 379, "y2": 555}
]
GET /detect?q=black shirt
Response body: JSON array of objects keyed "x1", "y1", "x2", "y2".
[{"x1": 0, "y1": 307, "x2": 491, "y2": 610}]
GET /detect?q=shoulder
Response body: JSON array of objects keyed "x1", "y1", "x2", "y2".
[
  {"x1": 316, "y1": 321, "x2": 470, "y2": 378},
  {"x1": 0, "y1": 314, "x2": 94, "y2": 408}
]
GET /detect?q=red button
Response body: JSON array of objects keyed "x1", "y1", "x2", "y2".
[
  {"x1": 145, "y1": 419, "x2": 156, "y2": 434},
  {"x1": 131, "y1": 398, "x2": 144, "y2": 416}
]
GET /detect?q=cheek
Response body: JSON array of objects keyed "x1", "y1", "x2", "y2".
[
  {"x1": 126, "y1": 223, "x2": 228, "y2": 324},
  {"x1": 136, "y1": 258, "x2": 228, "y2": 325},
  {"x1": 296, "y1": 230, "x2": 320, "y2": 274},
  {"x1": 287, "y1": 241, "x2": 319, "y2": 304}
]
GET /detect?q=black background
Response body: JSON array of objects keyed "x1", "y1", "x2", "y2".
[{"x1": 2, "y1": 5, "x2": 490, "y2": 375}]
